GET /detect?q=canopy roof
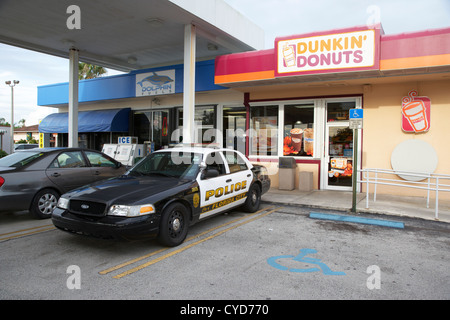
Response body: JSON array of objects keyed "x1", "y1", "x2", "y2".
[{"x1": 0, "y1": 0, "x2": 264, "y2": 71}]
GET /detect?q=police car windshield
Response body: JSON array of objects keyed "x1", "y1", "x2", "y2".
[
  {"x1": 130, "y1": 151, "x2": 201, "y2": 180},
  {"x1": 0, "y1": 151, "x2": 44, "y2": 168}
]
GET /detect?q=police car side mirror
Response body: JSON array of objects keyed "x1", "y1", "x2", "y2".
[{"x1": 201, "y1": 168, "x2": 220, "y2": 179}]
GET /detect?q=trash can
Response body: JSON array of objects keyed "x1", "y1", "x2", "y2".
[
  {"x1": 299, "y1": 171, "x2": 313, "y2": 191},
  {"x1": 278, "y1": 157, "x2": 297, "y2": 190}
]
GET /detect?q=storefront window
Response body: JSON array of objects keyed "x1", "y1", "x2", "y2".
[
  {"x1": 178, "y1": 105, "x2": 217, "y2": 144},
  {"x1": 327, "y1": 101, "x2": 355, "y2": 122},
  {"x1": 250, "y1": 105, "x2": 278, "y2": 156},
  {"x1": 283, "y1": 104, "x2": 314, "y2": 157}
]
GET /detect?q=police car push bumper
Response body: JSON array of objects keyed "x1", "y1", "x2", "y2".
[{"x1": 52, "y1": 207, "x2": 160, "y2": 240}]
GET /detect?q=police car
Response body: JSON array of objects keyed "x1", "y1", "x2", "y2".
[{"x1": 52, "y1": 147, "x2": 270, "y2": 246}]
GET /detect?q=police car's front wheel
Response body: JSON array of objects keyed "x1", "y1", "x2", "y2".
[
  {"x1": 157, "y1": 202, "x2": 189, "y2": 247},
  {"x1": 242, "y1": 183, "x2": 261, "y2": 213}
]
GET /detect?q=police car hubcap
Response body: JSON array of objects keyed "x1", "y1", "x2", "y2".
[
  {"x1": 172, "y1": 218, "x2": 181, "y2": 232},
  {"x1": 169, "y1": 210, "x2": 184, "y2": 236},
  {"x1": 251, "y1": 191, "x2": 257, "y2": 203}
]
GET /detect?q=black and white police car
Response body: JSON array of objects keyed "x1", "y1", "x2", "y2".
[{"x1": 52, "y1": 147, "x2": 271, "y2": 246}]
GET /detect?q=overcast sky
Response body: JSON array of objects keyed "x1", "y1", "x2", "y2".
[{"x1": 1, "y1": 0, "x2": 449, "y2": 126}]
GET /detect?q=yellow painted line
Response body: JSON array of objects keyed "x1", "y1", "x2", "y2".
[
  {"x1": 112, "y1": 207, "x2": 282, "y2": 279},
  {"x1": 99, "y1": 247, "x2": 168, "y2": 275},
  {"x1": 0, "y1": 224, "x2": 54, "y2": 237},
  {"x1": 99, "y1": 206, "x2": 275, "y2": 275},
  {"x1": 0, "y1": 226, "x2": 56, "y2": 242}
]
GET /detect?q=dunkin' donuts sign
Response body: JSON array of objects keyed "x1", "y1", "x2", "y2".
[
  {"x1": 401, "y1": 90, "x2": 431, "y2": 133},
  {"x1": 275, "y1": 26, "x2": 380, "y2": 77}
]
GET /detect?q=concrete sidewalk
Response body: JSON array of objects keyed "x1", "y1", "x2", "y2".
[{"x1": 261, "y1": 188, "x2": 450, "y2": 223}]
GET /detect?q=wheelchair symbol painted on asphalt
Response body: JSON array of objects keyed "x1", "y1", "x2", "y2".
[{"x1": 267, "y1": 248, "x2": 346, "y2": 275}]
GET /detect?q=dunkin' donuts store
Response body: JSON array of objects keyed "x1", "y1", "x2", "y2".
[
  {"x1": 214, "y1": 24, "x2": 450, "y2": 200},
  {"x1": 38, "y1": 24, "x2": 450, "y2": 200}
]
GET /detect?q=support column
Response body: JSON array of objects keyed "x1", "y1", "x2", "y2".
[
  {"x1": 182, "y1": 24, "x2": 196, "y2": 144},
  {"x1": 68, "y1": 48, "x2": 79, "y2": 147}
]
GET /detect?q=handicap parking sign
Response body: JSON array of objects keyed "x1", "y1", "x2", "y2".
[
  {"x1": 349, "y1": 108, "x2": 363, "y2": 119},
  {"x1": 349, "y1": 109, "x2": 363, "y2": 129}
]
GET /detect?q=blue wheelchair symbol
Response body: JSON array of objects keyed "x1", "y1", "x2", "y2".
[
  {"x1": 267, "y1": 248, "x2": 346, "y2": 275},
  {"x1": 349, "y1": 108, "x2": 363, "y2": 119}
]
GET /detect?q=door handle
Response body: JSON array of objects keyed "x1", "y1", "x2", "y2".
[
  {"x1": 226, "y1": 179, "x2": 232, "y2": 183},
  {"x1": 247, "y1": 174, "x2": 251, "y2": 177},
  {"x1": 94, "y1": 170, "x2": 100, "y2": 175},
  {"x1": 52, "y1": 172, "x2": 61, "y2": 177}
]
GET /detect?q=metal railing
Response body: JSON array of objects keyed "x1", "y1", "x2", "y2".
[{"x1": 359, "y1": 168, "x2": 450, "y2": 220}]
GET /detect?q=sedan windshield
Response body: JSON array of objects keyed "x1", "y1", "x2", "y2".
[
  {"x1": 129, "y1": 151, "x2": 202, "y2": 180},
  {"x1": 0, "y1": 151, "x2": 45, "y2": 168}
]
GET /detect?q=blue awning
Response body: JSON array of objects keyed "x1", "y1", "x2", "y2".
[{"x1": 39, "y1": 108, "x2": 130, "y2": 133}]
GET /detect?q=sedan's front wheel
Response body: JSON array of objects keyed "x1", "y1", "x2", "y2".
[
  {"x1": 30, "y1": 188, "x2": 59, "y2": 219},
  {"x1": 157, "y1": 202, "x2": 189, "y2": 247}
]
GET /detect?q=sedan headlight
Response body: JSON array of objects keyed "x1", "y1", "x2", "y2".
[
  {"x1": 57, "y1": 197, "x2": 70, "y2": 210},
  {"x1": 107, "y1": 204, "x2": 155, "y2": 217}
]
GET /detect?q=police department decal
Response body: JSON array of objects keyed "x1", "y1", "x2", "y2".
[{"x1": 193, "y1": 193, "x2": 200, "y2": 208}]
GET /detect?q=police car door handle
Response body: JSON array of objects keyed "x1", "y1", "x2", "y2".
[
  {"x1": 51, "y1": 172, "x2": 61, "y2": 177},
  {"x1": 226, "y1": 179, "x2": 232, "y2": 183}
]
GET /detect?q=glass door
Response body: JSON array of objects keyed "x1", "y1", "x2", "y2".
[
  {"x1": 151, "y1": 110, "x2": 169, "y2": 150},
  {"x1": 324, "y1": 101, "x2": 356, "y2": 190},
  {"x1": 223, "y1": 106, "x2": 247, "y2": 154},
  {"x1": 133, "y1": 110, "x2": 170, "y2": 151},
  {"x1": 326, "y1": 124, "x2": 353, "y2": 189}
]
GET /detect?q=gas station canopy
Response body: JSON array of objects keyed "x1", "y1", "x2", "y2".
[
  {"x1": 0, "y1": 0, "x2": 264, "y2": 71},
  {"x1": 0, "y1": 0, "x2": 264, "y2": 146}
]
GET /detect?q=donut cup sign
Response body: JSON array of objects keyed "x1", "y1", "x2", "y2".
[{"x1": 401, "y1": 90, "x2": 431, "y2": 133}]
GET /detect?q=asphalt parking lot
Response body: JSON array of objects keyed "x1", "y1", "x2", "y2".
[{"x1": 0, "y1": 203, "x2": 449, "y2": 303}]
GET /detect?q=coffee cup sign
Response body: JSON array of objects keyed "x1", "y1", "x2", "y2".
[
  {"x1": 290, "y1": 128, "x2": 303, "y2": 152},
  {"x1": 401, "y1": 90, "x2": 431, "y2": 133}
]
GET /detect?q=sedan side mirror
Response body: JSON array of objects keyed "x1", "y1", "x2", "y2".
[{"x1": 201, "y1": 168, "x2": 220, "y2": 179}]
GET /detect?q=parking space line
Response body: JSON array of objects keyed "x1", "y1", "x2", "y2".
[
  {"x1": 111, "y1": 206, "x2": 282, "y2": 279},
  {"x1": 0, "y1": 225, "x2": 56, "y2": 242},
  {"x1": 99, "y1": 206, "x2": 276, "y2": 276}
]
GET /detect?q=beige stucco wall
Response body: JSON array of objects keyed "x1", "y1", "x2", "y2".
[{"x1": 362, "y1": 79, "x2": 450, "y2": 200}]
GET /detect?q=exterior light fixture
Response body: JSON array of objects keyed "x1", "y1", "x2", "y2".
[{"x1": 145, "y1": 18, "x2": 164, "y2": 28}]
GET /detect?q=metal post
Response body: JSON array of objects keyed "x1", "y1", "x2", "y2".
[
  {"x1": 68, "y1": 48, "x2": 79, "y2": 147},
  {"x1": 374, "y1": 171, "x2": 378, "y2": 202},
  {"x1": 435, "y1": 177, "x2": 439, "y2": 220},
  {"x1": 351, "y1": 127, "x2": 358, "y2": 213},
  {"x1": 182, "y1": 24, "x2": 196, "y2": 144},
  {"x1": 5, "y1": 80, "x2": 19, "y2": 154},
  {"x1": 365, "y1": 170, "x2": 370, "y2": 209}
]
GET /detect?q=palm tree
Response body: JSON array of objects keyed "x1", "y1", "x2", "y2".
[{"x1": 78, "y1": 62, "x2": 107, "y2": 80}]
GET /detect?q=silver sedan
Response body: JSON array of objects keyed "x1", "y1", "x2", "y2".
[{"x1": 0, "y1": 148, "x2": 126, "y2": 219}]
